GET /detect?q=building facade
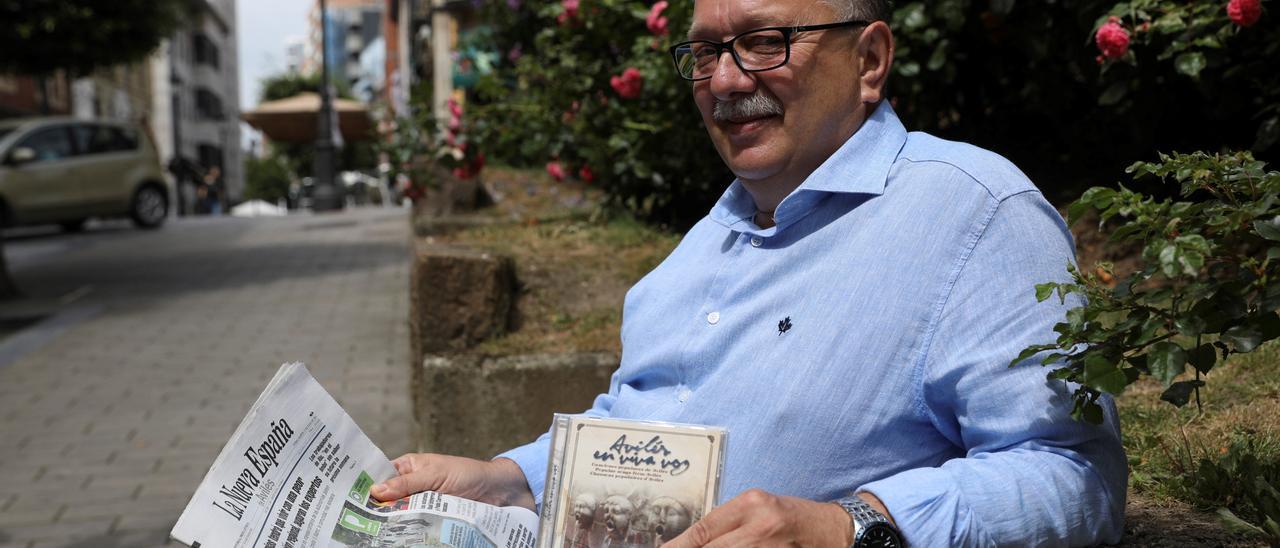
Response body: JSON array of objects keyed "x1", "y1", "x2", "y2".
[
  {"x1": 308, "y1": 0, "x2": 384, "y2": 100},
  {"x1": 150, "y1": 0, "x2": 244, "y2": 213}
]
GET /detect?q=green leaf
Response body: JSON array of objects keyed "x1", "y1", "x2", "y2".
[
  {"x1": 1188, "y1": 343, "x2": 1217, "y2": 374},
  {"x1": 1035, "y1": 283, "x2": 1056, "y2": 302},
  {"x1": 1160, "y1": 380, "x2": 1205, "y2": 407},
  {"x1": 1081, "y1": 400, "x2": 1105, "y2": 425},
  {"x1": 1215, "y1": 508, "x2": 1266, "y2": 536},
  {"x1": 1175, "y1": 315, "x2": 1207, "y2": 339},
  {"x1": 1098, "y1": 81, "x2": 1128, "y2": 107},
  {"x1": 1080, "y1": 186, "x2": 1118, "y2": 209},
  {"x1": 1148, "y1": 341, "x2": 1187, "y2": 386},
  {"x1": 1174, "y1": 52, "x2": 1206, "y2": 79},
  {"x1": 1082, "y1": 355, "x2": 1129, "y2": 394},
  {"x1": 1067, "y1": 199, "x2": 1093, "y2": 227},
  {"x1": 1222, "y1": 324, "x2": 1263, "y2": 353},
  {"x1": 1008, "y1": 343, "x2": 1056, "y2": 368},
  {"x1": 1255, "y1": 216, "x2": 1280, "y2": 241}
]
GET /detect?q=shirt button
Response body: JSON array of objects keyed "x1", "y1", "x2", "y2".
[
  {"x1": 706, "y1": 311, "x2": 720, "y2": 325},
  {"x1": 750, "y1": 236, "x2": 763, "y2": 247},
  {"x1": 677, "y1": 387, "x2": 692, "y2": 402}
]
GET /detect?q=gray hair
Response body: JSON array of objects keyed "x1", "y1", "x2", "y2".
[{"x1": 819, "y1": 0, "x2": 892, "y2": 22}]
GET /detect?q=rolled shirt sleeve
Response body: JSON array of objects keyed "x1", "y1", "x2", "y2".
[
  {"x1": 494, "y1": 378, "x2": 619, "y2": 506},
  {"x1": 858, "y1": 191, "x2": 1127, "y2": 546}
]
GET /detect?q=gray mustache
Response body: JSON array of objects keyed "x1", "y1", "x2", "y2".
[{"x1": 712, "y1": 93, "x2": 783, "y2": 122}]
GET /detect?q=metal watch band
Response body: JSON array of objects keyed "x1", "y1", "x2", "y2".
[{"x1": 835, "y1": 496, "x2": 899, "y2": 548}]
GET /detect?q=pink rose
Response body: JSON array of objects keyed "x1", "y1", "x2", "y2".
[
  {"x1": 646, "y1": 1, "x2": 669, "y2": 36},
  {"x1": 609, "y1": 67, "x2": 643, "y2": 99},
  {"x1": 546, "y1": 161, "x2": 566, "y2": 181},
  {"x1": 1094, "y1": 17, "x2": 1129, "y2": 60},
  {"x1": 558, "y1": 0, "x2": 579, "y2": 25},
  {"x1": 448, "y1": 98, "x2": 463, "y2": 118},
  {"x1": 1228, "y1": 0, "x2": 1262, "y2": 27}
]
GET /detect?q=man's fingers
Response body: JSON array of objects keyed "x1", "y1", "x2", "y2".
[
  {"x1": 372, "y1": 472, "x2": 433, "y2": 501},
  {"x1": 372, "y1": 456, "x2": 442, "y2": 502},
  {"x1": 661, "y1": 502, "x2": 743, "y2": 548}
]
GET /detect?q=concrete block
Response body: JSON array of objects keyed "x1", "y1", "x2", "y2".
[
  {"x1": 409, "y1": 242, "x2": 515, "y2": 358},
  {"x1": 417, "y1": 353, "x2": 617, "y2": 460}
]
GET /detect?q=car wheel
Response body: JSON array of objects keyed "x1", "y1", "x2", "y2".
[
  {"x1": 60, "y1": 219, "x2": 87, "y2": 232},
  {"x1": 130, "y1": 185, "x2": 168, "y2": 229}
]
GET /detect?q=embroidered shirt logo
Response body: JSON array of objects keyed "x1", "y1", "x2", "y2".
[{"x1": 777, "y1": 317, "x2": 793, "y2": 335}]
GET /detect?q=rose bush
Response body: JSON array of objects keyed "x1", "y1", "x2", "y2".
[
  {"x1": 465, "y1": 0, "x2": 729, "y2": 227},
  {"x1": 1013, "y1": 0, "x2": 1277, "y2": 539},
  {"x1": 459, "y1": 1, "x2": 1275, "y2": 227}
]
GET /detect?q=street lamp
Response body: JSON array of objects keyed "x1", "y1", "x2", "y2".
[{"x1": 311, "y1": 0, "x2": 344, "y2": 211}]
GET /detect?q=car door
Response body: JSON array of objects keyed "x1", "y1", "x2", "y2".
[
  {"x1": 72, "y1": 123, "x2": 140, "y2": 214},
  {"x1": 2, "y1": 125, "x2": 79, "y2": 224}
]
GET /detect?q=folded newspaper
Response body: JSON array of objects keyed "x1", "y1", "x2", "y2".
[{"x1": 171, "y1": 362, "x2": 539, "y2": 548}]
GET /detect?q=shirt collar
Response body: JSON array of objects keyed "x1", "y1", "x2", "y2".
[{"x1": 708, "y1": 101, "x2": 907, "y2": 234}]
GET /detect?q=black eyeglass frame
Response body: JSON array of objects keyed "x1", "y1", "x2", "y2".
[{"x1": 669, "y1": 20, "x2": 871, "y2": 81}]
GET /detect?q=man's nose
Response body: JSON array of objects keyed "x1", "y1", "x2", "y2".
[{"x1": 708, "y1": 50, "x2": 756, "y2": 100}]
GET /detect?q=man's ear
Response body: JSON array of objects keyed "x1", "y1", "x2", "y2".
[{"x1": 856, "y1": 21, "x2": 894, "y2": 105}]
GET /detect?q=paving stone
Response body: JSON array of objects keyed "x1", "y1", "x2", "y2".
[{"x1": 0, "y1": 209, "x2": 415, "y2": 547}]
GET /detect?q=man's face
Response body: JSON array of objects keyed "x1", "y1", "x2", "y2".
[{"x1": 689, "y1": 0, "x2": 866, "y2": 187}]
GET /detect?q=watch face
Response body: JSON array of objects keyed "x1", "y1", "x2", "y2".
[{"x1": 858, "y1": 524, "x2": 903, "y2": 548}]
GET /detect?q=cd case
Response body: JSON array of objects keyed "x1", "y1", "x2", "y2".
[{"x1": 538, "y1": 415, "x2": 727, "y2": 548}]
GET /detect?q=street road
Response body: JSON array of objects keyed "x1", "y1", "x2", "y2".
[{"x1": 0, "y1": 208, "x2": 415, "y2": 547}]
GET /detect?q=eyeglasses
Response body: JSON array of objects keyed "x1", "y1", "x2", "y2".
[{"x1": 669, "y1": 20, "x2": 870, "y2": 81}]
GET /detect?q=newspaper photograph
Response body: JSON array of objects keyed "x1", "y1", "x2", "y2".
[
  {"x1": 538, "y1": 415, "x2": 727, "y2": 548},
  {"x1": 170, "y1": 362, "x2": 538, "y2": 548}
]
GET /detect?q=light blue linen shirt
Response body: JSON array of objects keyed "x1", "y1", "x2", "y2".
[{"x1": 499, "y1": 101, "x2": 1126, "y2": 546}]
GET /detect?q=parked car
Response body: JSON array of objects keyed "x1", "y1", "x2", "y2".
[{"x1": 0, "y1": 117, "x2": 170, "y2": 231}]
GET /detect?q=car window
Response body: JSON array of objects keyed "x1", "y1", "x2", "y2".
[
  {"x1": 112, "y1": 127, "x2": 139, "y2": 150},
  {"x1": 14, "y1": 127, "x2": 73, "y2": 163},
  {"x1": 72, "y1": 125, "x2": 139, "y2": 155}
]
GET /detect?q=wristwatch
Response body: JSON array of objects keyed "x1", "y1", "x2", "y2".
[{"x1": 834, "y1": 496, "x2": 904, "y2": 548}]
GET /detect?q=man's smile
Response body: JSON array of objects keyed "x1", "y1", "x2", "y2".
[{"x1": 722, "y1": 113, "x2": 780, "y2": 138}]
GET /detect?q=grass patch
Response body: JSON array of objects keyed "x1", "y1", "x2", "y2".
[
  {"x1": 426, "y1": 167, "x2": 681, "y2": 356},
  {"x1": 1120, "y1": 339, "x2": 1280, "y2": 509}
]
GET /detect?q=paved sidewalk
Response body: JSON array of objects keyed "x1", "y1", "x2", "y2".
[{"x1": 0, "y1": 208, "x2": 415, "y2": 547}]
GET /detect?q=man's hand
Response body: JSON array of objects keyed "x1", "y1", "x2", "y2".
[
  {"x1": 661, "y1": 489, "x2": 854, "y2": 548},
  {"x1": 370, "y1": 454, "x2": 536, "y2": 511}
]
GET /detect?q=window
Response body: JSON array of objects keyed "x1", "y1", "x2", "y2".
[
  {"x1": 14, "y1": 127, "x2": 73, "y2": 163},
  {"x1": 72, "y1": 125, "x2": 139, "y2": 155},
  {"x1": 194, "y1": 88, "x2": 224, "y2": 120},
  {"x1": 193, "y1": 33, "x2": 221, "y2": 69}
]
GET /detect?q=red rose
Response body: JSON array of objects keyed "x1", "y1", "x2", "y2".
[
  {"x1": 610, "y1": 67, "x2": 643, "y2": 99},
  {"x1": 558, "y1": 0, "x2": 579, "y2": 25},
  {"x1": 1094, "y1": 17, "x2": 1130, "y2": 60},
  {"x1": 578, "y1": 164, "x2": 595, "y2": 183},
  {"x1": 546, "y1": 161, "x2": 565, "y2": 181},
  {"x1": 646, "y1": 1, "x2": 669, "y2": 36},
  {"x1": 1228, "y1": 0, "x2": 1262, "y2": 27}
]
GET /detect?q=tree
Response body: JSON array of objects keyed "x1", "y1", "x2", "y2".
[
  {"x1": 244, "y1": 153, "x2": 293, "y2": 205},
  {"x1": 0, "y1": 0, "x2": 185, "y2": 299}
]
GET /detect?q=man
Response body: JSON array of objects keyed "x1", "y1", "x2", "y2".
[{"x1": 372, "y1": 0, "x2": 1127, "y2": 545}]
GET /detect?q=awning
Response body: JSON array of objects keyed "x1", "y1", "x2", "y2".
[{"x1": 241, "y1": 92, "x2": 373, "y2": 143}]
